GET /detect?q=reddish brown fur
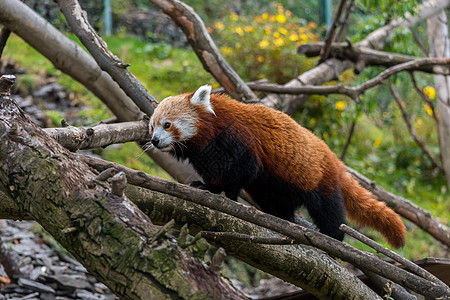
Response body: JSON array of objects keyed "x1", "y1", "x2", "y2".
[
  {"x1": 156, "y1": 92, "x2": 406, "y2": 247},
  {"x1": 195, "y1": 94, "x2": 406, "y2": 247}
]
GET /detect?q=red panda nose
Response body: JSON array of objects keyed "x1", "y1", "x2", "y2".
[{"x1": 151, "y1": 137, "x2": 160, "y2": 147}]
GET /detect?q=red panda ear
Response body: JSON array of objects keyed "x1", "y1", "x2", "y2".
[{"x1": 190, "y1": 85, "x2": 215, "y2": 115}]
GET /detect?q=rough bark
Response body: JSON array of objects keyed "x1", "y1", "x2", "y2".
[
  {"x1": 427, "y1": 10, "x2": 450, "y2": 190},
  {"x1": 0, "y1": 76, "x2": 245, "y2": 300},
  {"x1": 0, "y1": 0, "x2": 198, "y2": 184},
  {"x1": 125, "y1": 185, "x2": 383, "y2": 300},
  {"x1": 79, "y1": 156, "x2": 450, "y2": 299}
]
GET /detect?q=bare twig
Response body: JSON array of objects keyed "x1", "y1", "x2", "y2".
[
  {"x1": 80, "y1": 155, "x2": 450, "y2": 299},
  {"x1": 334, "y1": 0, "x2": 355, "y2": 42},
  {"x1": 150, "y1": 219, "x2": 175, "y2": 243},
  {"x1": 409, "y1": 72, "x2": 439, "y2": 124},
  {"x1": 340, "y1": 120, "x2": 356, "y2": 160},
  {"x1": 409, "y1": 28, "x2": 430, "y2": 56},
  {"x1": 346, "y1": 166, "x2": 450, "y2": 247},
  {"x1": 57, "y1": 0, "x2": 158, "y2": 116},
  {"x1": 340, "y1": 224, "x2": 446, "y2": 286},
  {"x1": 389, "y1": 83, "x2": 444, "y2": 172},
  {"x1": 201, "y1": 231, "x2": 296, "y2": 245},
  {"x1": 320, "y1": 0, "x2": 348, "y2": 63}
]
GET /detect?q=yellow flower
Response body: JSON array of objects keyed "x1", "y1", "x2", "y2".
[
  {"x1": 275, "y1": 14, "x2": 286, "y2": 23},
  {"x1": 231, "y1": 13, "x2": 238, "y2": 21},
  {"x1": 423, "y1": 86, "x2": 436, "y2": 99},
  {"x1": 279, "y1": 28, "x2": 288, "y2": 35},
  {"x1": 222, "y1": 47, "x2": 233, "y2": 55},
  {"x1": 289, "y1": 34, "x2": 299, "y2": 41},
  {"x1": 273, "y1": 32, "x2": 281, "y2": 38},
  {"x1": 424, "y1": 104, "x2": 433, "y2": 116},
  {"x1": 214, "y1": 22, "x2": 224, "y2": 30},
  {"x1": 259, "y1": 39, "x2": 270, "y2": 48},
  {"x1": 300, "y1": 33, "x2": 308, "y2": 42},
  {"x1": 274, "y1": 38, "x2": 285, "y2": 46},
  {"x1": 257, "y1": 56, "x2": 264, "y2": 62},
  {"x1": 310, "y1": 118, "x2": 316, "y2": 127},
  {"x1": 244, "y1": 26, "x2": 255, "y2": 33},
  {"x1": 262, "y1": 13, "x2": 269, "y2": 20},
  {"x1": 212, "y1": 83, "x2": 220, "y2": 89},
  {"x1": 373, "y1": 138, "x2": 382, "y2": 148},
  {"x1": 235, "y1": 27, "x2": 244, "y2": 35},
  {"x1": 335, "y1": 101, "x2": 346, "y2": 111},
  {"x1": 264, "y1": 29, "x2": 271, "y2": 35}
]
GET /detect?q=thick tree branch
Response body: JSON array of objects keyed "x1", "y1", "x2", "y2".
[
  {"x1": 340, "y1": 224, "x2": 445, "y2": 286},
  {"x1": 0, "y1": 0, "x2": 198, "y2": 183},
  {"x1": 0, "y1": 75, "x2": 245, "y2": 299},
  {"x1": 125, "y1": 185, "x2": 382, "y2": 299},
  {"x1": 78, "y1": 155, "x2": 450, "y2": 299},
  {"x1": 346, "y1": 166, "x2": 450, "y2": 247},
  {"x1": 57, "y1": 0, "x2": 157, "y2": 116},
  {"x1": 148, "y1": 0, "x2": 257, "y2": 101},
  {"x1": 45, "y1": 120, "x2": 150, "y2": 151},
  {"x1": 40, "y1": 117, "x2": 450, "y2": 248}
]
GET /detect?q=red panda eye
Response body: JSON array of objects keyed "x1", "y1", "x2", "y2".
[{"x1": 164, "y1": 122, "x2": 171, "y2": 129}]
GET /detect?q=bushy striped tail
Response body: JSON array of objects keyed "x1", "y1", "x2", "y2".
[{"x1": 340, "y1": 169, "x2": 406, "y2": 248}]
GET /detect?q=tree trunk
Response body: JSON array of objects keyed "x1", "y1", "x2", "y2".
[
  {"x1": 427, "y1": 11, "x2": 450, "y2": 190},
  {"x1": 0, "y1": 76, "x2": 245, "y2": 300}
]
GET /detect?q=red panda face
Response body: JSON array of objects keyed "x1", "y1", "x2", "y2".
[{"x1": 149, "y1": 85, "x2": 214, "y2": 152}]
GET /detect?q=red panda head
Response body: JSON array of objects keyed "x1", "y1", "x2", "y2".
[{"x1": 149, "y1": 85, "x2": 215, "y2": 152}]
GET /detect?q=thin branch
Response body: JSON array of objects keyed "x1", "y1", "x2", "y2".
[
  {"x1": 201, "y1": 231, "x2": 297, "y2": 245},
  {"x1": 148, "y1": 0, "x2": 257, "y2": 101},
  {"x1": 334, "y1": 0, "x2": 355, "y2": 42},
  {"x1": 346, "y1": 166, "x2": 450, "y2": 247},
  {"x1": 340, "y1": 224, "x2": 446, "y2": 286},
  {"x1": 80, "y1": 155, "x2": 450, "y2": 299},
  {"x1": 57, "y1": 0, "x2": 158, "y2": 116},
  {"x1": 249, "y1": 58, "x2": 450, "y2": 102},
  {"x1": 409, "y1": 72, "x2": 439, "y2": 125},
  {"x1": 0, "y1": 26, "x2": 11, "y2": 60},
  {"x1": 389, "y1": 82, "x2": 444, "y2": 172},
  {"x1": 409, "y1": 28, "x2": 430, "y2": 56},
  {"x1": 298, "y1": 42, "x2": 450, "y2": 75},
  {"x1": 340, "y1": 120, "x2": 356, "y2": 160},
  {"x1": 320, "y1": 0, "x2": 348, "y2": 63}
]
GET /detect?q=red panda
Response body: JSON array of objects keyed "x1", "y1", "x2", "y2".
[{"x1": 149, "y1": 85, "x2": 406, "y2": 248}]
